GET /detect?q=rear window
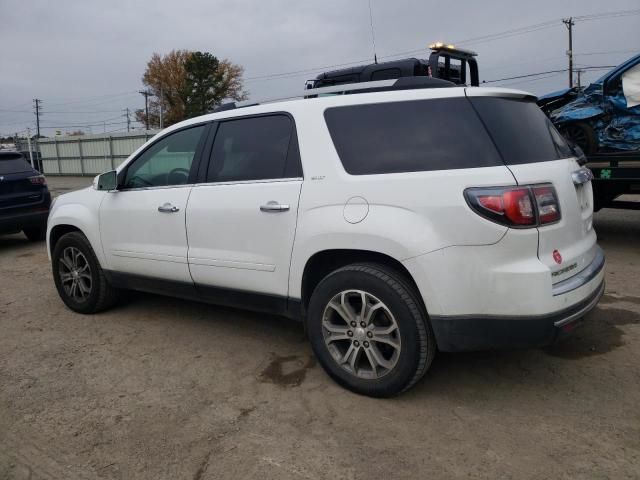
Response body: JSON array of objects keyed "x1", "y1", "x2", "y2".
[
  {"x1": 469, "y1": 97, "x2": 572, "y2": 164},
  {"x1": 0, "y1": 153, "x2": 32, "y2": 174},
  {"x1": 324, "y1": 98, "x2": 502, "y2": 175}
]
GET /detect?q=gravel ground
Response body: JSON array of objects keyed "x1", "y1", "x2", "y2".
[{"x1": 1, "y1": 176, "x2": 639, "y2": 479}]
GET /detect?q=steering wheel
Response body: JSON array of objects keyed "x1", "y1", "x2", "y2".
[
  {"x1": 128, "y1": 175, "x2": 154, "y2": 187},
  {"x1": 168, "y1": 167, "x2": 190, "y2": 184}
]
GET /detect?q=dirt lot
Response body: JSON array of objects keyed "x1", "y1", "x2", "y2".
[{"x1": 1, "y1": 176, "x2": 639, "y2": 479}]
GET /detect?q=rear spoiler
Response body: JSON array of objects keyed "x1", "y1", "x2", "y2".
[{"x1": 465, "y1": 88, "x2": 537, "y2": 102}]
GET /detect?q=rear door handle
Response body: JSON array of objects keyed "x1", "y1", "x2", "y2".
[
  {"x1": 260, "y1": 201, "x2": 290, "y2": 212},
  {"x1": 158, "y1": 202, "x2": 180, "y2": 213}
]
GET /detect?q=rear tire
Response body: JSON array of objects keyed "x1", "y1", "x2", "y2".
[
  {"x1": 52, "y1": 231, "x2": 119, "y2": 314},
  {"x1": 23, "y1": 226, "x2": 46, "y2": 242},
  {"x1": 307, "y1": 263, "x2": 436, "y2": 397}
]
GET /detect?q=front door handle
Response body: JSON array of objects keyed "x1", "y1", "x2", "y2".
[
  {"x1": 158, "y1": 202, "x2": 180, "y2": 213},
  {"x1": 260, "y1": 201, "x2": 290, "y2": 212}
]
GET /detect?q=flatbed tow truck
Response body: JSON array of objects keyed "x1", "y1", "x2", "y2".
[
  {"x1": 306, "y1": 42, "x2": 479, "y2": 89},
  {"x1": 584, "y1": 152, "x2": 640, "y2": 210}
]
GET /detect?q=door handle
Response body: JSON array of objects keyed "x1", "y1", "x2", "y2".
[
  {"x1": 260, "y1": 201, "x2": 290, "y2": 212},
  {"x1": 158, "y1": 202, "x2": 180, "y2": 213}
]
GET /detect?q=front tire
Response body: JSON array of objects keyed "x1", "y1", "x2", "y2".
[
  {"x1": 307, "y1": 263, "x2": 436, "y2": 397},
  {"x1": 52, "y1": 231, "x2": 119, "y2": 314}
]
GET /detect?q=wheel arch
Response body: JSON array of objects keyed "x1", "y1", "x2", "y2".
[
  {"x1": 47, "y1": 202, "x2": 105, "y2": 266},
  {"x1": 49, "y1": 224, "x2": 83, "y2": 255},
  {"x1": 300, "y1": 249, "x2": 424, "y2": 314}
]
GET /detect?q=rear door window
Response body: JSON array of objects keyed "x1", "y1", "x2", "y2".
[
  {"x1": 206, "y1": 115, "x2": 301, "y2": 182},
  {"x1": 324, "y1": 98, "x2": 502, "y2": 175},
  {"x1": 469, "y1": 97, "x2": 572, "y2": 164}
]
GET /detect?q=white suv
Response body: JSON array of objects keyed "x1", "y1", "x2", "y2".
[{"x1": 47, "y1": 80, "x2": 605, "y2": 397}]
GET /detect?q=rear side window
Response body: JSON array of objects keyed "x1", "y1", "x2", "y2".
[
  {"x1": 207, "y1": 115, "x2": 301, "y2": 182},
  {"x1": 0, "y1": 153, "x2": 32, "y2": 174},
  {"x1": 371, "y1": 68, "x2": 402, "y2": 81},
  {"x1": 469, "y1": 97, "x2": 572, "y2": 164},
  {"x1": 324, "y1": 98, "x2": 502, "y2": 175}
]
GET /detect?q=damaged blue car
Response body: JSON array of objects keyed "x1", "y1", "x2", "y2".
[{"x1": 538, "y1": 53, "x2": 640, "y2": 155}]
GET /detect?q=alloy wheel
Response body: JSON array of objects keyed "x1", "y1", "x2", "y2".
[
  {"x1": 322, "y1": 290, "x2": 401, "y2": 379},
  {"x1": 58, "y1": 246, "x2": 92, "y2": 302}
]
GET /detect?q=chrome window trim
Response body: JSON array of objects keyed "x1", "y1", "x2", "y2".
[
  {"x1": 552, "y1": 246, "x2": 605, "y2": 297},
  {"x1": 193, "y1": 177, "x2": 303, "y2": 187},
  {"x1": 113, "y1": 183, "x2": 195, "y2": 193}
]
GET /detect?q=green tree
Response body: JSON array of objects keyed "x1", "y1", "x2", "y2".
[
  {"x1": 184, "y1": 52, "x2": 220, "y2": 118},
  {"x1": 135, "y1": 50, "x2": 248, "y2": 128}
]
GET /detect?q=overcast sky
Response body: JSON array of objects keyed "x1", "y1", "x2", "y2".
[{"x1": 1, "y1": 0, "x2": 639, "y2": 136}]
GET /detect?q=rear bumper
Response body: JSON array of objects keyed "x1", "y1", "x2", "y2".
[
  {"x1": 403, "y1": 230, "x2": 606, "y2": 352},
  {"x1": 0, "y1": 209, "x2": 49, "y2": 233},
  {"x1": 430, "y1": 279, "x2": 604, "y2": 351}
]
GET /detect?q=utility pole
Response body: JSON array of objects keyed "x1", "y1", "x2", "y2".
[
  {"x1": 33, "y1": 98, "x2": 42, "y2": 138},
  {"x1": 368, "y1": 0, "x2": 378, "y2": 64},
  {"x1": 26, "y1": 128, "x2": 35, "y2": 168},
  {"x1": 159, "y1": 88, "x2": 164, "y2": 129},
  {"x1": 139, "y1": 90, "x2": 151, "y2": 130},
  {"x1": 123, "y1": 107, "x2": 131, "y2": 132},
  {"x1": 576, "y1": 69, "x2": 583, "y2": 89},
  {"x1": 562, "y1": 18, "x2": 575, "y2": 88}
]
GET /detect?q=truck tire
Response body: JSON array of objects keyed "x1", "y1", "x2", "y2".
[{"x1": 561, "y1": 122, "x2": 598, "y2": 155}]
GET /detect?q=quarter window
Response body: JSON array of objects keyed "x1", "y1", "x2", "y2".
[
  {"x1": 123, "y1": 125, "x2": 206, "y2": 188},
  {"x1": 206, "y1": 115, "x2": 301, "y2": 182},
  {"x1": 324, "y1": 98, "x2": 502, "y2": 175},
  {"x1": 468, "y1": 97, "x2": 573, "y2": 164}
]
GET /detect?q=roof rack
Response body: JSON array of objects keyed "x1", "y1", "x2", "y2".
[{"x1": 212, "y1": 76, "x2": 456, "y2": 113}]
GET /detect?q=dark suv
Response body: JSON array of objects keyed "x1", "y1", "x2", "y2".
[{"x1": 0, "y1": 151, "x2": 51, "y2": 241}]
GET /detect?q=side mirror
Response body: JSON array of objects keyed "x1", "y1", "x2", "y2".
[{"x1": 96, "y1": 170, "x2": 118, "y2": 191}]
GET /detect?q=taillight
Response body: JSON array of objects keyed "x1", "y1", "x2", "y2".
[
  {"x1": 465, "y1": 184, "x2": 560, "y2": 228},
  {"x1": 532, "y1": 185, "x2": 560, "y2": 224},
  {"x1": 28, "y1": 175, "x2": 47, "y2": 186}
]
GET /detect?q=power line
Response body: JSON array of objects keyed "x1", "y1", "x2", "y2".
[
  {"x1": 0, "y1": 108, "x2": 126, "y2": 114},
  {"x1": 575, "y1": 49, "x2": 639, "y2": 56},
  {"x1": 500, "y1": 72, "x2": 567, "y2": 88},
  {"x1": 574, "y1": 8, "x2": 640, "y2": 21},
  {"x1": 40, "y1": 118, "x2": 127, "y2": 129},
  {"x1": 243, "y1": 8, "x2": 640, "y2": 85},
  {"x1": 44, "y1": 91, "x2": 139, "y2": 108},
  {"x1": 482, "y1": 65, "x2": 615, "y2": 84}
]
